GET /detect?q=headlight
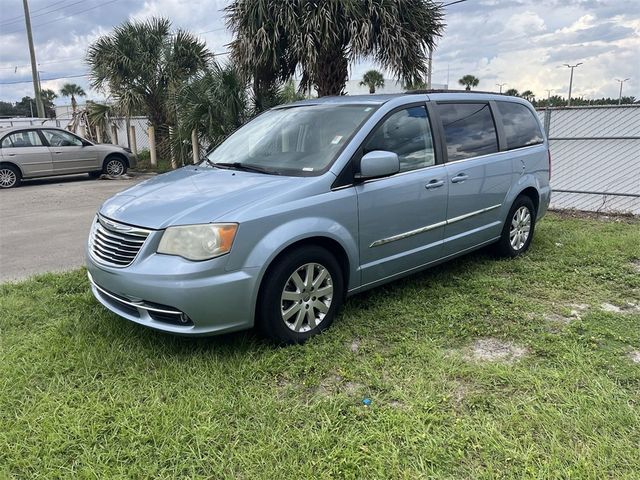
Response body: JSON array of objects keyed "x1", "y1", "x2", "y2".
[{"x1": 157, "y1": 223, "x2": 238, "y2": 261}]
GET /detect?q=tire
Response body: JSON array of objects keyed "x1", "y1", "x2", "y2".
[
  {"x1": 494, "y1": 195, "x2": 536, "y2": 258},
  {"x1": 0, "y1": 164, "x2": 21, "y2": 189},
  {"x1": 102, "y1": 156, "x2": 127, "y2": 176},
  {"x1": 257, "y1": 246, "x2": 345, "y2": 344}
]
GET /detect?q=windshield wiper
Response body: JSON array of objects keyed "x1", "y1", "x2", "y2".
[{"x1": 214, "y1": 162, "x2": 280, "y2": 175}]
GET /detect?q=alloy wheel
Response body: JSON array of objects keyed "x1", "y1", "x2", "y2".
[
  {"x1": 106, "y1": 159, "x2": 124, "y2": 176},
  {"x1": 509, "y1": 206, "x2": 532, "y2": 251},
  {"x1": 0, "y1": 168, "x2": 17, "y2": 188},
  {"x1": 280, "y1": 262, "x2": 334, "y2": 333}
]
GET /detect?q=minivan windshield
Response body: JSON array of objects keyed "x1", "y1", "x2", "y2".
[{"x1": 206, "y1": 104, "x2": 376, "y2": 175}]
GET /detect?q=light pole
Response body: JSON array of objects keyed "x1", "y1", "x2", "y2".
[
  {"x1": 563, "y1": 63, "x2": 582, "y2": 107},
  {"x1": 615, "y1": 78, "x2": 630, "y2": 105},
  {"x1": 496, "y1": 83, "x2": 506, "y2": 93}
]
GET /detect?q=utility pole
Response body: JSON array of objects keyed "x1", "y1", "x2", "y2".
[
  {"x1": 496, "y1": 83, "x2": 506, "y2": 93},
  {"x1": 427, "y1": 47, "x2": 433, "y2": 90},
  {"x1": 23, "y1": 0, "x2": 45, "y2": 118},
  {"x1": 545, "y1": 89, "x2": 553, "y2": 107},
  {"x1": 563, "y1": 63, "x2": 582, "y2": 107},
  {"x1": 615, "y1": 78, "x2": 630, "y2": 105}
]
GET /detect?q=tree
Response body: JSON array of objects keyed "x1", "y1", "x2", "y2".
[
  {"x1": 40, "y1": 89, "x2": 57, "y2": 118},
  {"x1": 504, "y1": 88, "x2": 519, "y2": 97},
  {"x1": 60, "y1": 83, "x2": 85, "y2": 114},
  {"x1": 176, "y1": 63, "x2": 250, "y2": 152},
  {"x1": 226, "y1": 1, "x2": 444, "y2": 98},
  {"x1": 87, "y1": 17, "x2": 211, "y2": 158},
  {"x1": 360, "y1": 70, "x2": 385, "y2": 94},
  {"x1": 521, "y1": 90, "x2": 534, "y2": 101},
  {"x1": 458, "y1": 75, "x2": 479, "y2": 91}
]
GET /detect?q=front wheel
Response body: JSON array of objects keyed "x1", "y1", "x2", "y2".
[
  {"x1": 495, "y1": 196, "x2": 536, "y2": 257},
  {"x1": 103, "y1": 156, "x2": 127, "y2": 176},
  {"x1": 257, "y1": 246, "x2": 344, "y2": 344}
]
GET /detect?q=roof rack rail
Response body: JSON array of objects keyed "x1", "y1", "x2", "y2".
[{"x1": 405, "y1": 89, "x2": 505, "y2": 95}]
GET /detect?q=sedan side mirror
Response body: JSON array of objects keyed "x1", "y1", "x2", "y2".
[{"x1": 356, "y1": 150, "x2": 400, "y2": 181}]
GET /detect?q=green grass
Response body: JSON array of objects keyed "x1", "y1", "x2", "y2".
[{"x1": 1, "y1": 212, "x2": 639, "y2": 479}]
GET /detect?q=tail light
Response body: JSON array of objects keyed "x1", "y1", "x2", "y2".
[{"x1": 548, "y1": 149, "x2": 552, "y2": 180}]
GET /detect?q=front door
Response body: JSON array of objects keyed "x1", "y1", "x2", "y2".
[
  {"x1": 356, "y1": 105, "x2": 448, "y2": 286},
  {"x1": 0, "y1": 129, "x2": 52, "y2": 177},
  {"x1": 41, "y1": 129, "x2": 99, "y2": 174},
  {"x1": 434, "y1": 102, "x2": 513, "y2": 255}
]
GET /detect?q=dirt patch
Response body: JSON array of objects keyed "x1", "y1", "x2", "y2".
[
  {"x1": 549, "y1": 209, "x2": 639, "y2": 223},
  {"x1": 544, "y1": 313, "x2": 573, "y2": 325},
  {"x1": 631, "y1": 260, "x2": 640, "y2": 273},
  {"x1": 462, "y1": 338, "x2": 528, "y2": 363},
  {"x1": 349, "y1": 338, "x2": 361, "y2": 353},
  {"x1": 601, "y1": 302, "x2": 640, "y2": 314},
  {"x1": 628, "y1": 351, "x2": 640, "y2": 364},
  {"x1": 310, "y1": 374, "x2": 366, "y2": 399}
]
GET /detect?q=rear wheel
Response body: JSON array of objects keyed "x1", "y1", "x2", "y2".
[
  {"x1": 103, "y1": 156, "x2": 127, "y2": 176},
  {"x1": 258, "y1": 246, "x2": 344, "y2": 344},
  {"x1": 0, "y1": 165, "x2": 21, "y2": 188},
  {"x1": 495, "y1": 195, "x2": 536, "y2": 257}
]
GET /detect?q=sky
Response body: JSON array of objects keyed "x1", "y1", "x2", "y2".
[{"x1": 0, "y1": 0, "x2": 639, "y2": 105}]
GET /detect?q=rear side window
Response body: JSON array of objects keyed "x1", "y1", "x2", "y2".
[
  {"x1": 1, "y1": 130, "x2": 43, "y2": 148},
  {"x1": 436, "y1": 103, "x2": 498, "y2": 162},
  {"x1": 496, "y1": 102, "x2": 544, "y2": 149}
]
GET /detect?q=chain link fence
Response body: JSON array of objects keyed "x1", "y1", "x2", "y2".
[{"x1": 538, "y1": 105, "x2": 640, "y2": 215}]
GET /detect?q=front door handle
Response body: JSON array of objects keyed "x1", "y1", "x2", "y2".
[
  {"x1": 54, "y1": 151, "x2": 63, "y2": 154},
  {"x1": 451, "y1": 173, "x2": 469, "y2": 183},
  {"x1": 425, "y1": 179, "x2": 445, "y2": 189}
]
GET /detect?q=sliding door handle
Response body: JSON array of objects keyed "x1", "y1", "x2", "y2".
[{"x1": 451, "y1": 174, "x2": 469, "y2": 183}]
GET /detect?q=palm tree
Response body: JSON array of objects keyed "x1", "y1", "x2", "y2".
[
  {"x1": 360, "y1": 70, "x2": 385, "y2": 94},
  {"x1": 40, "y1": 89, "x2": 57, "y2": 118},
  {"x1": 176, "y1": 63, "x2": 250, "y2": 152},
  {"x1": 521, "y1": 90, "x2": 534, "y2": 101},
  {"x1": 226, "y1": 1, "x2": 444, "y2": 98},
  {"x1": 60, "y1": 83, "x2": 85, "y2": 114},
  {"x1": 458, "y1": 75, "x2": 479, "y2": 91},
  {"x1": 87, "y1": 17, "x2": 210, "y2": 159},
  {"x1": 504, "y1": 88, "x2": 520, "y2": 97}
]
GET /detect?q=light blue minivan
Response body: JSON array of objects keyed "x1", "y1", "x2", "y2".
[{"x1": 86, "y1": 92, "x2": 550, "y2": 343}]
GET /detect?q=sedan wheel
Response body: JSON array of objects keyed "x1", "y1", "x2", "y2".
[
  {"x1": 280, "y1": 262, "x2": 334, "y2": 333},
  {"x1": 0, "y1": 166, "x2": 19, "y2": 188},
  {"x1": 105, "y1": 158, "x2": 125, "y2": 176}
]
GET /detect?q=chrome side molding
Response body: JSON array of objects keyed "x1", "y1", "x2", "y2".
[{"x1": 370, "y1": 204, "x2": 502, "y2": 248}]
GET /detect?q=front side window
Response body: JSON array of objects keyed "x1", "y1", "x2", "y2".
[
  {"x1": 42, "y1": 130, "x2": 83, "y2": 147},
  {"x1": 2, "y1": 130, "x2": 43, "y2": 148},
  {"x1": 436, "y1": 103, "x2": 499, "y2": 161},
  {"x1": 364, "y1": 105, "x2": 435, "y2": 172},
  {"x1": 206, "y1": 104, "x2": 376, "y2": 176},
  {"x1": 496, "y1": 101, "x2": 544, "y2": 149}
]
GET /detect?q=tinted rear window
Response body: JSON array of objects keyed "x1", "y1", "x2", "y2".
[
  {"x1": 496, "y1": 101, "x2": 544, "y2": 149},
  {"x1": 436, "y1": 103, "x2": 499, "y2": 161}
]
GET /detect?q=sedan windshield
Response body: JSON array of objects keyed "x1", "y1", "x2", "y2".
[{"x1": 206, "y1": 104, "x2": 376, "y2": 175}]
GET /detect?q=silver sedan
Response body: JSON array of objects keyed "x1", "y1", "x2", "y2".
[{"x1": 0, "y1": 126, "x2": 136, "y2": 188}]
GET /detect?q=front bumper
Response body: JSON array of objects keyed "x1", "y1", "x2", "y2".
[{"x1": 86, "y1": 247, "x2": 260, "y2": 336}]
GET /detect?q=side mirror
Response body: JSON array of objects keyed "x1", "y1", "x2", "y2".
[{"x1": 356, "y1": 150, "x2": 400, "y2": 181}]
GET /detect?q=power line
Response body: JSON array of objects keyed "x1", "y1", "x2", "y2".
[
  {"x1": 2, "y1": 0, "x2": 124, "y2": 35},
  {"x1": 0, "y1": 0, "x2": 88, "y2": 27},
  {"x1": 442, "y1": 0, "x2": 469, "y2": 7},
  {"x1": 0, "y1": 0, "x2": 71, "y2": 25},
  {"x1": 0, "y1": 73, "x2": 88, "y2": 85}
]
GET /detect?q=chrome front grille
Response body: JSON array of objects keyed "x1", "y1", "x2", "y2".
[{"x1": 89, "y1": 215, "x2": 151, "y2": 267}]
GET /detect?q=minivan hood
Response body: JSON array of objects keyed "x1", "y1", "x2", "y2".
[{"x1": 100, "y1": 166, "x2": 304, "y2": 229}]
